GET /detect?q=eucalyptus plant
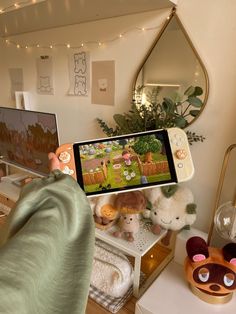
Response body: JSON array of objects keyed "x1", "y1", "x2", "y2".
[{"x1": 97, "y1": 85, "x2": 205, "y2": 144}]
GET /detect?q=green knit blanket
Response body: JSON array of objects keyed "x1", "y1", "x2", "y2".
[{"x1": 0, "y1": 170, "x2": 95, "y2": 314}]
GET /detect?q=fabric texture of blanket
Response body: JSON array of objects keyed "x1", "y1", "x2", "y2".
[
  {"x1": 0, "y1": 170, "x2": 95, "y2": 314},
  {"x1": 91, "y1": 240, "x2": 133, "y2": 298}
]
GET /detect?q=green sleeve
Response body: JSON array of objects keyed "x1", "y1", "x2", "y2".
[{"x1": 0, "y1": 170, "x2": 95, "y2": 314}]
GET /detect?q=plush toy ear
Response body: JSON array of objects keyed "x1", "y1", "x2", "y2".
[
  {"x1": 222, "y1": 243, "x2": 236, "y2": 266},
  {"x1": 161, "y1": 185, "x2": 178, "y2": 198},
  {"x1": 186, "y1": 236, "x2": 209, "y2": 262}
]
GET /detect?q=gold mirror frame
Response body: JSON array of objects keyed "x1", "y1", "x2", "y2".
[{"x1": 132, "y1": 7, "x2": 209, "y2": 128}]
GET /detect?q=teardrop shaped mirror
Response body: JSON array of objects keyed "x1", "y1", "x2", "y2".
[{"x1": 132, "y1": 8, "x2": 209, "y2": 129}]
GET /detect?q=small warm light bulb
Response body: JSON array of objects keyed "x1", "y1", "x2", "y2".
[
  {"x1": 50, "y1": 45, "x2": 53, "y2": 49},
  {"x1": 0, "y1": 9, "x2": 3, "y2": 14},
  {"x1": 5, "y1": 39, "x2": 9, "y2": 43},
  {"x1": 17, "y1": 44, "x2": 20, "y2": 48},
  {"x1": 67, "y1": 44, "x2": 70, "y2": 48},
  {"x1": 25, "y1": 45, "x2": 28, "y2": 49},
  {"x1": 142, "y1": 27, "x2": 145, "y2": 31},
  {"x1": 167, "y1": 15, "x2": 170, "y2": 20},
  {"x1": 98, "y1": 42, "x2": 102, "y2": 46},
  {"x1": 14, "y1": 3, "x2": 20, "y2": 8},
  {"x1": 119, "y1": 34, "x2": 123, "y2": 38},
  {"x1": 36, "y1": 44, "x2": 40, "y2": 48},
  {"x1": 81, "y1": 43, "x2": 84, "y2": 47},
  {"x1": 150, "y1": 254, "x2": 154, "y2": 259}
]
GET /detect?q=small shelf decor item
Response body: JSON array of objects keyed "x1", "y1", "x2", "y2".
[{"x1": 185, "y1": 144, "x2": 236, "y2": 304}]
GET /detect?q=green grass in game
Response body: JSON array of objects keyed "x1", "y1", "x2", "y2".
[{"x1": 83, "y1": 148, "x2": 171, "y2": 193}]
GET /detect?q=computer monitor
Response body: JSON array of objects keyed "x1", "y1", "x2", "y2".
[{"x1": 0, "y1": 107, "x2": 59, "y2": 176}]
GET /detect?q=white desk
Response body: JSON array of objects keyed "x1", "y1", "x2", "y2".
[
  {"x1": 0, "y1": 180, "x2": 21, "y2": 202},
  {"x1": 135, "y1": 260, "x2": 236, "y2": 314}
]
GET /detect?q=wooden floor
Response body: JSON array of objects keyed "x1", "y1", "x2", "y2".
[{"x1": 86, "y1": 296, "x2": 136, "y2": 314}]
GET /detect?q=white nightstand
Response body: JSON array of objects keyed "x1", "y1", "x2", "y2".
[{"x1": 135, "y1": 260, "x2": 236, "y2": 314}]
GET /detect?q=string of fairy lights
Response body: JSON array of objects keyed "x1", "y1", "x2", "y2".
[{"x1": 1, "y1": 0, "x2": 172, "y2": 51}]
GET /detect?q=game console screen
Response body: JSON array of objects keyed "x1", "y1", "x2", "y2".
[
  {"x1": 74, "y1": 130, "x2": 177, "y2": 196},
  {"x1": 0, "y1": 107, "x2": 59, "y2": 175}
]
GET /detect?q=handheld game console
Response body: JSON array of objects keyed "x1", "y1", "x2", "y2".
[{"x1": 55, "y1": 128, "x2": 194, "y2": 197}]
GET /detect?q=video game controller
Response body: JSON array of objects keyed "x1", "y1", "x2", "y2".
[
  {"x1": 55, "y1": 128, "x2": 194, "y2": 197},
  {"x1": 167, "y1": 127, "x2": 194, "y2": 182},
  {"x1": 56, "y1": 144, "x2": 77, "y2": 180}
]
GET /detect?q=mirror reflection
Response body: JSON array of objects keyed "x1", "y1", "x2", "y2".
[{"x1": 133, "y1": 11, "x2": 209, "y2": 128}]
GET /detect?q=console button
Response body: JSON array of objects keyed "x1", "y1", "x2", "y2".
[
  {"x1": 177, "y1": 163, "x2": 184, "y2": 168},
  {"x1": 59, "y1": 151, "x2": 71, "y2": 163},
  {"x1": 176, "y1": 149, "x2": 187, "y2": 160},
  {"x1": 62, "y1": 166, "x2": 74, "y2": 175}
]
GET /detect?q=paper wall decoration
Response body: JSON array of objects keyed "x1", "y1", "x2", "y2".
[
  {"x1": 8, "y1": 68, "x2": 24, "y2": 100},
  {"x1": 68, "y1": 51, "x2": 90, "y2": 96},
  {"x1": 91, "y1": 60, "x2": 115, "y2": 106},
  {"x1": 36, "y1": 56, "x2": 54, "y2": 95}
]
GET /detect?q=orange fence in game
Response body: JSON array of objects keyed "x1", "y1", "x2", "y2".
[
  {"x1": 82, "y1": 161, "x2": 108, "y2": 185},
  {"x1": 137, "y1": 157, "x2": 169, "y2": 176}
]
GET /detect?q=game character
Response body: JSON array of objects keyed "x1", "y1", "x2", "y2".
[{"x1": 122, "y1": 150, "x2": 132, "y2": 166}]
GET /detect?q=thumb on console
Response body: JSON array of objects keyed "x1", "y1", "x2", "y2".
[{"x1": 48, "y1": 152, "x2": 61, "y2": 171}]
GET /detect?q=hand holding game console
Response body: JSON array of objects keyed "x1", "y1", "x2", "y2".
[
  {"x1": 55, "y1": 128, "x2": 194, "y2": 197},
  {"x1": 48, "y1": 152, "x2": 61, "y2": 171}
]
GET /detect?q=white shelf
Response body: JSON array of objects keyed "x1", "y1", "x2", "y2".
[{"x1": 96, "y1": 220, "x2": 167, "y2": 258}]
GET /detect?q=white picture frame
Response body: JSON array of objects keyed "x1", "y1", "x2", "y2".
[{"x1": 15, "y1": 91, "x2": 31, "y2": 110}]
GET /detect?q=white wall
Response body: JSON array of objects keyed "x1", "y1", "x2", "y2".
[
  {"x1": 1, "y1": 0, "x2": 236, "y2": 233},
  {"x1": 0, "y1": 8, "x2": 170, "y2": 142},
  {"x1": 177, "y1": 0, "x2": 236, "y2": 234}
]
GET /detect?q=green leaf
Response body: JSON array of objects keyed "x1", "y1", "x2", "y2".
[
  {"x1": 174, "y1": 116, "x2": 187, "y2": 128},
  {"x1": 146, "y1": 199, "x2": 153, "y2": 210},
  {"x1": 193, "y1": 86, "x2": 203, "y2": 96},
  {"x1": 184, "y1": 86, "x2": 195, "y2": 96},
  {"x1": 161, "y1": 185, "x2": 179, "y2": 198},
  {"x1": 113, "y1": 114, "x2": 130, "y2": 133},
  {"x1": 186, "y1": 203, "x2": 197, "y2": 214},
  {"x1": 162, "y1": 97, "x2": 175, "y2": 113},
  {"x1": 182, "y1": 225, "x2": 191, "y2": 230},
  {"x1": 187, "y1": 96, "x2": 203, "y2": 107},
  {"x1": 171, "y1": 91, "x2": 182, "y2": 103},
  {"x1": 189, "y1": 110, "x2": 200, "y2": 117}
]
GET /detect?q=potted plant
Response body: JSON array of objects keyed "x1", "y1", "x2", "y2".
[{"x1": 97, "y1": 85, "x2": 205, "y2": 144}]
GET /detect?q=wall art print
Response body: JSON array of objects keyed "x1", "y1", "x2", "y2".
[
  {"x1": 91, "y1": 60, "x2": 115, "y2": 106},
  {"x1": 68, "y1": 51, "x2": 90, "y2": 96},
  {"x1": 36, "y1": 56, "x2": 54, "y2": 95}
]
